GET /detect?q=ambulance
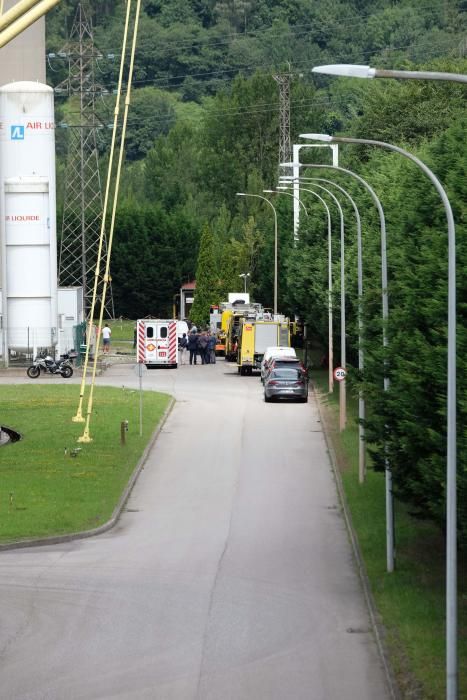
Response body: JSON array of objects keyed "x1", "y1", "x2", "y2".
[{"x1": 136, "y1": 319, "x2": 178, "y2": 368}]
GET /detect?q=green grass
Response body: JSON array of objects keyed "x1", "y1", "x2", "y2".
[
  {"x1": 104, "y1": 318, "x2": 136, "y2": 342},
  {"x1": 0, "y1": 384, "x2": 171, "y2": 543},
  {"x1": 311, "y1": 367, "x2": 466, "y2": 699}
]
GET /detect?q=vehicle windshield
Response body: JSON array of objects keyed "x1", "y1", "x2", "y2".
[{"x1": 270, "y1": 369, "x2": 301, "y2": 379}]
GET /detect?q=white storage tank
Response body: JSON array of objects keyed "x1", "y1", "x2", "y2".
[{"x1": 0, "y1": 81, "x2": 57, "y2": 356}]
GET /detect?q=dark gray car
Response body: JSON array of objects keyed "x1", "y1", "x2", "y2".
[{"x1": 264, "y1": 367, "x2": 308, "y2": 403}]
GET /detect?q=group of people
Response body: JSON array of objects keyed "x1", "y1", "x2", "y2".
[{"x1": 178, "y1": 327, "x2": 217, "y2": 365}]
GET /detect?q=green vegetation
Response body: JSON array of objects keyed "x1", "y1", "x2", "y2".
[
  {"x1": 311, "y1": 369, "x2": 466, "y2": 699},
  {"x1": 46, "y1": 2, "x2": 467, "y2": 690},
  {"x1": 47, "y1": 0, "x2": 467, "y2": 548},
  {"x1": 0, "y1": 385, "x2": 170, "y2": 543}
]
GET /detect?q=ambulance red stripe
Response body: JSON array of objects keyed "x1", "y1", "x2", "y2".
[
  {"x1": 168, "y1": 322, "x2": 177, "y2": 364},
  {"x1": 137, "y1": 321, "x2": 145, "y2": 363}
]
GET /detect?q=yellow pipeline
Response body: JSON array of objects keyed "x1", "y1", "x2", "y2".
[
  {"x1": 0, "y1": 0, "x2": 44, "y2": 31},
  {"x1": 79, "y1": 0, "x2": 143, "y2": 443},
  {"x1": 73, "y1": 0, "x2": 133, "y2": 424},
  {"x1": 0, "y1": 0, "x2": 60, "y2": 48}
]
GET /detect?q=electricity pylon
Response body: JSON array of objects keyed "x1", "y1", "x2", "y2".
[
  {"x1": 273, "y1": 70, "x2": 292, "y2": 178},
  {"x1": 57, "y1": 1, "x2": 114, "y2": 318}
]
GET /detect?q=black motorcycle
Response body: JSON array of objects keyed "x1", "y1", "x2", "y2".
[{"x1": 27, "y1": 352, "x2": 74, "y2": 379}]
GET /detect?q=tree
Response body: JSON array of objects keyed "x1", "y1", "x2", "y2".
[{"x1": 190, "y1": 224, "x2": 218, "y2": 326}]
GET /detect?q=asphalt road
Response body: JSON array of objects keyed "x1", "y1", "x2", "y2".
[{"x1": 0, "y1": 360, "x2": 392, "y2": 699}]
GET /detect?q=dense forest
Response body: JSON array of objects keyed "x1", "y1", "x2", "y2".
[{"x1": 46, "y1": 1, "x2": 467, "y2": 543}]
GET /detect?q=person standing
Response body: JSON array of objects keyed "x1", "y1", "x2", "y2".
[
  {"x1": 187, "y1": 331, "x2": 198, "y2": 365},
  {"x1": 208, "y1": 331, "x2": 217, "y2": 364},
  {"x1": 178, "y1": 333, "x2": 188, "y2": 365},
  {"x1": 198, "y1": 331, "x2": 209, "y2": 364},
  {"x1": 102, "y1": 323, "x2": 111, "y2": 354}
]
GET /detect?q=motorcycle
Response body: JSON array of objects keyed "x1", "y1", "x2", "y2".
[{"x1": 27, "y1": 352, "x2": 75, "y2": 379}]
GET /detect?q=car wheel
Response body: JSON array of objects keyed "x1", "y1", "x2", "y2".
[{"x1": 264, "y1": 394, "x2": 272, "y2": 403}]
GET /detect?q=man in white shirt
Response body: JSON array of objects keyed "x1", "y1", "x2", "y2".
[{"x1": 102, "y1": 323, "x2": 111, "y2": 354}]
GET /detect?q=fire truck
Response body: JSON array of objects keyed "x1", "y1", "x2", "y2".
[
  {"x1": 136, "y1": 319, "x2": 178, "y2": 368},
  {"x1": 236, "y1": 317, "x2": 290, "y2": 375}
]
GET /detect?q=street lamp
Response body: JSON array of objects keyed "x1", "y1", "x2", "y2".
[
  {"x1": 236, "y1": 192, "x2": 278, "y2": 315},
  {"x1": 281, "y1": 158, "x2": 392, "y2": 569},
  {"x1": 282, "y1": 182, "x2": 347, "y2": 432},
  {"x1": 281, "y1": 175, "x2": 366, "y2": 483},
  {"x1": 312, "y1": 63, "x2": 467, "y2": 84},
  {"x1": 239, "y1": 272, "x2": 250, "y2": 293},
  {"x1": 271, "y1": 185, "x2": 334, "y2": 395},
  {"x1": 300, "y1": 131, "x2": 457, "y2": 700}
]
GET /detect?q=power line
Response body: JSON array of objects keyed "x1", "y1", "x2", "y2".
[{"x1": 51, "y1": 31, "x2": 465, "y2": 97}]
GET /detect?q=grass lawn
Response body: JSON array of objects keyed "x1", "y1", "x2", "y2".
[
  {"x1": 311, "y1": 367, "x2": 466, "y2": 699},
  {"x1": 99, "y1": 318, "x2": 136, "y2": 355},
  {"x1": 0, "y1": 384, "x2": 171, "y2": 543}
]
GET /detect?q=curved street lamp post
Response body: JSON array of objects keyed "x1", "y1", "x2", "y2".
[
  {"x1": 281, "y1": 158, "x2": 393, "y2": 570},
  {"x1": 236, "y1": 192, "x2": 278, "y2": 315},
  {"x1": 269, "y1": 186, "x2": 334, "y2": 395},
  {"x1": 281, "y1": 175, "x2": 366, "y2": 483},
  {"x1": 281, "y1": 183, "x2": 347, "y2": 432},
  {"x1": 301, "y1": 130, "x2": 458, "y2": 699}
]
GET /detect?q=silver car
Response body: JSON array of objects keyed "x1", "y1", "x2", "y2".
[{"x1": 264, "y1": 367, "x2": 308, "y2": 403}]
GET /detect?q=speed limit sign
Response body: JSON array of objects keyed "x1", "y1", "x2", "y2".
[{"x1": 333, "y1": 367, "x2": 347, "y2": 382}]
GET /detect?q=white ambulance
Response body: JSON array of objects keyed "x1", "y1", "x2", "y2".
[{"x1": 136, "y1": 319, "x2": 178, "y2": 368}]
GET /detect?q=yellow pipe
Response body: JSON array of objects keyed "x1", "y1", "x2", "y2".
[
  {"x1": 79, "y1": 0, "x2": 143, "y2": 443},
  {"x1": 0, "y1": 0, "x2": 60, "y2": 49},
  {"x1": 0, "y1": 0, "x2": 43, "y2": 31},
  {"x1": 73, "y1": 0, "x2": 133, "y2": 424}
]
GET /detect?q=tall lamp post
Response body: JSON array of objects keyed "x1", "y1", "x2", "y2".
[
  {"x1": 236, "y1": 192, "x2": 278, "y2": 315},
  {"x1": 281, "y1": 158, "x2": 392, "y2": 570},
  {"x1": 268, "y1": 186, "x2": 334, "y2": 394},
  {"x1": 281, "y1": 182, "x2": 347, "y2": 432},
  {"x1": 281, "y1": 175, "x2": 366, "y2": 482},
  {"x1": 239, "y1": 272, "x2": 250, "y2": 293},
  {"x1": 301, "y1": 130, "x2": 458, "y2": 700}
]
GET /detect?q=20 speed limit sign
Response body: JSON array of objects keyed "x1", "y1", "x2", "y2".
[{"x1": 333, "y1": 367, "x2": 347, "y2": 382}]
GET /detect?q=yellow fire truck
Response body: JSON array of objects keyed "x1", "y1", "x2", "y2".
[{"x1": 236, "y1": 318, "x2": 290, "y2": 375}]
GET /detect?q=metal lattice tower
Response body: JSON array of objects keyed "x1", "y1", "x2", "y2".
[
  {"x1": 57, "y1": 1, "x2": 114, "y2": 319},
  {"x1": 273, "y1": 71, "x2": 292, "y2": 178}
]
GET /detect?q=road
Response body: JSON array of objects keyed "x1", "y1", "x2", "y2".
[{"x1": 0, "y1": 361, "x2": 392, "y2": 699}]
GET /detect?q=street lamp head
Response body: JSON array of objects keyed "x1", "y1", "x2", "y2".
[
  {"x1": 299, "y1": 133, "x2": 334, "y2": 142},
  {"x1": 263, "y1": 189, "x2": 275, "y2": 193},
  {"x1": 312, "y1": 64, "x2": 375, "y2": 79}
]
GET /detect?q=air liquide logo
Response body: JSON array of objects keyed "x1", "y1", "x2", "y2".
[{"x1": 11, "y1": 125, "x2": 25, "y2": 140}]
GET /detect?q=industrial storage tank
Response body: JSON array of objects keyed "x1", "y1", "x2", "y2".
[{"x1": 0, "y1": 81, "x2": 57, "y2": 357}]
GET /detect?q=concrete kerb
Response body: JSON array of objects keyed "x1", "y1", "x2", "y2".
[
  {"x1": 0, "y1": 397, "x2": 176, "y2": 552},
  {"x1": 312, "y1": 384, "x2": 401, "y2": 700}
]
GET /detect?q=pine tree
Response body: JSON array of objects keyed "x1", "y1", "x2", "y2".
[{"x1": 190, "y1": 224, "x2": 218, "y2": 327}]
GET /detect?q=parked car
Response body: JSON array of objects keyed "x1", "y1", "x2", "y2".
[
  {"x1": 263, "y1": 356, "x2": 306, "y2": 384},
  {"x1": 264, "y1": 367, "x2": 308, "y2": 403},
  {"x1": 260, "y1": 346, "x2": 297, "y2": 382}
]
